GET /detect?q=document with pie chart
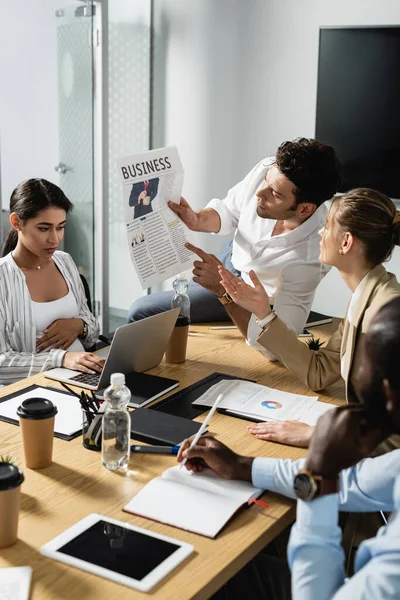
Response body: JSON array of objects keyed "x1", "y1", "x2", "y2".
[{"x1": 192, "y1": 379, "x2": 335, "y2": 424}]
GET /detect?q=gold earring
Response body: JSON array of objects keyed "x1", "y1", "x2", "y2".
[{"x1": 338, "y1": 249, "x2": 344, "y2": 255}]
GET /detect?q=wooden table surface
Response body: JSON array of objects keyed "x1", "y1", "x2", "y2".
[{"x1": 0, "y1": 321, "x2": 344, "y2": 600}]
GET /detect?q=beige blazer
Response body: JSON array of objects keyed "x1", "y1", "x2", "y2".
[{"x1": 257, "y1": 264, "x2": 400, "y2": 404}]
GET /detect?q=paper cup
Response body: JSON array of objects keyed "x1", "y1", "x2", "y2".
[
  {"x1": 0, "y1": 463, "x2": 24, "y2": 548},
  {"x1": 165, "y1": 316, "x2": 189, "y2": 363},
  {"x1": 17, "y1": 398, "x2": 58, "y2": 469}
]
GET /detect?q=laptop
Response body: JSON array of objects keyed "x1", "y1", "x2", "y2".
[{"x1": 43, "y1": 308, "x2": 180, "y2": 391}]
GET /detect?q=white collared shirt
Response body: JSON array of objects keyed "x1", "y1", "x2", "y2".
[
  {"x1": 206, "y1": 157, "x2": 330, "y2": 352},
  {"x1": 340, "y1": 273, "x2": 369, "y2": 378}
]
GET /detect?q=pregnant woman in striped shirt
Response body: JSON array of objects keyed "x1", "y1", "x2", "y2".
[{"x1": 0, "y1": 178, "x2": 104, "y2": 385}]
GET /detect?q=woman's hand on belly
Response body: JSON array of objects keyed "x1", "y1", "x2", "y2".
[
  {"x1": 36, "y1": 318, "x2": 83, "y2": 352},
  {"x1": 62, "y1": 351, "x2": 105, "y2": 374}
]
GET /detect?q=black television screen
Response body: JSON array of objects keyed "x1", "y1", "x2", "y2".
[{"x1": 316, "y1": 27, "x2": 400, "y2": 199}]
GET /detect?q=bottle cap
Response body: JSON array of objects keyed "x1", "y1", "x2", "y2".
[
  {"x1": 175, "y1": 315, "x2": 190, "y2": 327},
  {"x1": 17, "y1": 398, "x2": 58, "y2": 420},
  {"x1": 110, "y1": 373, "x2": 125, "y2": 386},
  {"x1": 177, "y1": 273, "x2": 187, "y2": 280},
  {"x1": 0, "y1": 463, "x2": 24, "y2": 491}
]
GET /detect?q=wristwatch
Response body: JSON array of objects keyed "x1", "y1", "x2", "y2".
[
  {"x1": 256, "y1": 310, "x2": 278, "y2": 330},
  {"x1": 293, "y1": 468, "x2": 339, "y2": 502},
  {"x1": 79, "y1": 320, "x2": 88, "y2": 340},
  {"x1": 218, "y1": 291, "x2": 234, "y2": 305}
]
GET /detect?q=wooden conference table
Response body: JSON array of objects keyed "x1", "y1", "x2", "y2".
[{"x1": 0, "y1": 321, "x2": 344, "y2": 600}]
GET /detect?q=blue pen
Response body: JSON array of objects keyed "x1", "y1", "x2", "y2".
[{"x1": 131, "y1": 445, "x2": 180, "y2": 455}]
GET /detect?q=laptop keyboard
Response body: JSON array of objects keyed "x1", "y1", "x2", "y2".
[{"x1": 69, "y1": 372, "x2": 100, "y2": 386}]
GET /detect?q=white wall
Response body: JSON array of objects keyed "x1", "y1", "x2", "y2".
[{"x1": 153, "y1": 0, "x2": 400, "y2": 313}]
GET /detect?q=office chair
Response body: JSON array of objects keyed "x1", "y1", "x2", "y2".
[{"x1": 79, "y1": 274, "x2": 112, "y2": 349}]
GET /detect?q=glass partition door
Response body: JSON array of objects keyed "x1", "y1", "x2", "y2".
[{"x1": 56, "y1": 3, "x2": 95, "y2": 300}]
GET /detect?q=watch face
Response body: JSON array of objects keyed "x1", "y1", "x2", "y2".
[{"x1": 294, "y1": 473, "x2": 315, "y2": 501}]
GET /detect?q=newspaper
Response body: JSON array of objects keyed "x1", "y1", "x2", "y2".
[{"x1": 116, "y1": 146, "x2": 194, "y2": 289}]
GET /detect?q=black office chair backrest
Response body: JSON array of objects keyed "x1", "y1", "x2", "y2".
[
  {"x1": 80, "y1": 274, "x2": 93, "y2": 314},
  {"x1": 80, "y1": 273, "x2": 112, "y2": 348}
]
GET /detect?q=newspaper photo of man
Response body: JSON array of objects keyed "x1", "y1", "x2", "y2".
[{"x1": 129, "y1": 177, "x2": 160, "y2": 219}]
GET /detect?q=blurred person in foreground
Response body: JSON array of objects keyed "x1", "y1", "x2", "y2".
[{"x1": 178, "y1": 296, "x2": 400, "y2": 599}]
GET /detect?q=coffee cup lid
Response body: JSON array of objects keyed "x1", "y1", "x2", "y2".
[
  {"x1": 0, "y1": 463, "x2": 24, "y2": 491},
  {"x1": 17, "y1": 398, "x2": 58, "y2": 420}
]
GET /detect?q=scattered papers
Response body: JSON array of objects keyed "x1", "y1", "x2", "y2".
[
  {"x1": 116, "y1": 146, "x2": 194, "y2": 289},
  {"x1": 192, "y1": 379, "x2": 336, "y2": 424}
]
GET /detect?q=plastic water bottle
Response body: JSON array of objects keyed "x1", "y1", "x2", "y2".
[
  {"x1": 171, "y1": 273, "x2": 191, "y2": 323},
  {"x1": 101, "y1": 373, "x2": 131, "y2": 471}
]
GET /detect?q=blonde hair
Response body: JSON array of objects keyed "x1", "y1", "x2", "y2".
[{"x1": 332, "y1": 188, "x2": 400, "y2": 265}]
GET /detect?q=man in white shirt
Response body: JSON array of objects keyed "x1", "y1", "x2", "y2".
[
  {"x1": 128, "y1": 138, "x2": 341, "y2": 353},
  {"x1": 178, "y1": 296, "x2": 400, "y2": 599}
]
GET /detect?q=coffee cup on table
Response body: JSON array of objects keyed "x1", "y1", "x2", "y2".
[
  {"x1": 0, "y1": 462, "x2": 24, "y2": 548},
  {"x1": 17, "y1": 398, "x2": 58, "y2": 469},
  {"x1": 165, "y1": 315, "x2": 190, "y2": 364}
]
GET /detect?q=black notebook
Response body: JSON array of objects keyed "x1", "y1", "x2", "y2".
[
  {"x1": 130, "y1": 408, "x2": 203, "y2": 446},
  {"x1": 305, "y1": 310, "x2": 333, "y2": 327},
  {"x1": 96, "y1": 372, "x2": 178, "y2": 408}
]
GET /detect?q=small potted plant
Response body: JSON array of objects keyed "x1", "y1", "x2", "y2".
[
  {"x1": 0, "y1": 454, "x2": 17, "y2": 466},
  {"x1": 306, "y1": 336, "x2": 325, "y2": 351}
]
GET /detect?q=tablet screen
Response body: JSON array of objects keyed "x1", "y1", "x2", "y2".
[{"x1": 57, "y1": 520, "x2": 180, "y2": 581}]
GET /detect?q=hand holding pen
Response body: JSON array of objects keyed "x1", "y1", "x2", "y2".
[
  {"x1": 177, "y1": 435, "x2": 254, "y2": 480},
  {"x1": 180, "y1": 393, "x2": 224, "y2": 468}
]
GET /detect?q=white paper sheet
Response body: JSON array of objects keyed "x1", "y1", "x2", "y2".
[
  {"x1": 0, "y1": 567, "x2": 32, "y2": 600},
  {"x1": 0, "y1": 387, "x2": 82, "y2": 436},
  {"x1": 301, "y1": 400, "x2": 336, "y2": 426},
  {"x1": 193, "y1": 380, "x2": 318, "y2": 422}
]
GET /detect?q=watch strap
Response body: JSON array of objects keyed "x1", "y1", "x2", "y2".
[
  {"x1": 218, "y1": 291, "x2": 234, "y2": 305},
  {"x1": 79, "y1": 320, "x2": 88, "y2": 340},
  {"x1": 256, "y1": 310, "x2": 278, "y2": 330},
  {"x1": 316, "y1": 474, "x2": 340, "y2": 497}
]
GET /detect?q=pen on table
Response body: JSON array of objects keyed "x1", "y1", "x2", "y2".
[
  {"x1": 210, "y1": 325, "x2": 238, "y2": 330},
  {"x1": 131, "y1": 445, "x2": 180, "y2": 455},
  {"x1": 180, "y1": 393, "x2": 224, "y2": 468}
]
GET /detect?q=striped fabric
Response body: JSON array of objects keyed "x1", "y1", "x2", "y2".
[{"x1": 0, "y1": 251, "x2": 100, "y2": 384}]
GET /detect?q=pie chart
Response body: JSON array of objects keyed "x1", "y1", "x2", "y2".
[{"x1": 261, "y1": 400, "x2": 282, "y2": 410}]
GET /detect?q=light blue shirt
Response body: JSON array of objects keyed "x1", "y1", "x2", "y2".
[{"x1": 251, "y1": 450, "x2": 400, "y2": 599}]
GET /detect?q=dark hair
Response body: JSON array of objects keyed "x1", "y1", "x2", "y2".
[
  {"x1": 361, "y1": 297, "x2": 400, "y2": 428},
  {"x1": 332, "y1": 188, "x2": 400, "y2": 266},
  {"x1": 1, "y1": 179, "x2": 73, "y2": 257},
  {"x1": 275, "y1": 137, "x2": 342, "y2": 208}
]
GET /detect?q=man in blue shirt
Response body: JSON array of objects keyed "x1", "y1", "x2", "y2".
[{"x1": 178, "y1": 297, "x2": 400, "y2": 598}]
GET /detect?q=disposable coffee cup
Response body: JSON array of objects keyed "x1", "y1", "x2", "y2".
[
  {"x1": 0, "y1": 462, "x2": 24, "y2": 548},
  {"x1": 165, "y1": 315, "x2": 190, "y2": 364},
  {"x1": 17, "y1": 398, "x2": 58, "y2": 469}
]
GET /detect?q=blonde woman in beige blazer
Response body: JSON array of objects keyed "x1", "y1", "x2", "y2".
[{"x1": 219, "y1": 188, "x2": 400, "y2": 447}]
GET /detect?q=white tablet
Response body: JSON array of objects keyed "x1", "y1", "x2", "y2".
[{"x1": 40, "y1": 513, "x2": 194, "y2": 592}]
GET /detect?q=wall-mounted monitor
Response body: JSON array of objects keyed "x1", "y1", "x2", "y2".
[{"x1": 316, "y1": 26, "x2": 400, "y2": 199}]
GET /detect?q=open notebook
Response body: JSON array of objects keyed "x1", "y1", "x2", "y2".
[{"x1": 124, "y1": 465, "x2": 263, "y2": 538}]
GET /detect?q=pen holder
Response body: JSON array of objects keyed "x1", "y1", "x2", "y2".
[{"x1": 82, "y1": 409, "x2": 102, "y2": 452}]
